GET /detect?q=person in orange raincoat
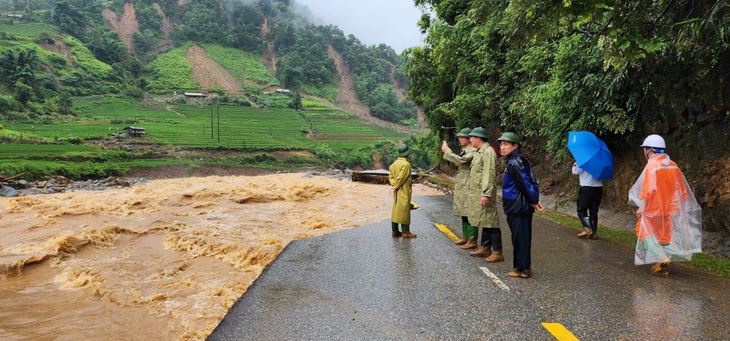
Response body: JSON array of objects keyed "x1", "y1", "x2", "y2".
[{"x1": 628, "y1": 134, "x2": 702, "y2": 275}]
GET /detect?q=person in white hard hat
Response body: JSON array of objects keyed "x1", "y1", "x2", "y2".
[{"x1": 628, "y1": 134, "x2": 702, "y2": 275}]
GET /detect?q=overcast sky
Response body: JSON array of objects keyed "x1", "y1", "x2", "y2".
[{"x1": 295, "y1": 0, "x2": 426, "y2": 53}]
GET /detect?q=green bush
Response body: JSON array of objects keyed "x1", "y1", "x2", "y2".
[
  {"x1": 233, "y1": 97, "x2": 251, "y2": 106},
  {"x1": 0, "y1": 95, "x2": 19, "y2": 112},
  {"x1": 283, "y1": 155, "x2": 317, "y2": 166},
  {"x1": 91, "y1": 150, "x2": 133, "y2": 162},
  {"x1": 121, "y1": 87, "x2": 143, "y2": 99},
  {"x1": 0, "y1": 161, "x2": 130, "y2": 181},
  {"x1": 238, "y1": 153, "x2": 277, "y2": 164}
]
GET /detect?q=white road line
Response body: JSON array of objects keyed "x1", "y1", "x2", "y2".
[{"x1": 479, "y1": 266, "x2": 510, "y2": 291}]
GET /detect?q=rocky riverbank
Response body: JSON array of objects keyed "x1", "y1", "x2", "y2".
[{"x1": 1, "y1": 176, "x2": 149, "y2": 196}]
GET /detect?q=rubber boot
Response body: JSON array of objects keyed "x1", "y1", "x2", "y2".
[
  {"x1": 455, "y1": 221, "x2": 468, "y2": 245},
  {"x1": 401, "y1": 224, "x2": 417, "y2": 239},
  {"x1": 588, "y1": 219, "x2": 598, "y2": 240},
  {"x1": 460, "y1": 225, "x2": 477, "y2": 249},
  {"x1": 469, "y1": 246, "x2": 491, "y2": 257},
  {"x1": 485, "y1": 251, "x2": 504, "y2": 263},
  {"x1": 392, "y1": 222, "x2": 402, "y2": 238},
  {"x1": 577, "y1": 216, "x2": 591, "y2": 238}
]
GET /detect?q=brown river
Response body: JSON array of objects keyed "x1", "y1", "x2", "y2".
[{"x1": 0, "y1": 173, "x2": 443, "y2": 340}]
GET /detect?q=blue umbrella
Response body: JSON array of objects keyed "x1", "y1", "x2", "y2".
[{"x1": 567, "y1": 131, "x2": 614, "y2": 180}]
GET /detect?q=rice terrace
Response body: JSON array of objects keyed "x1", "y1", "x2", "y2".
[{"x1": 0, "y1": 19, "x2": 420, "y2": 181}]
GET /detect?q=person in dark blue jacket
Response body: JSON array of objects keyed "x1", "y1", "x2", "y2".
[{"x1": 497, "y1": 132, "x2": 544, "y2": 278}]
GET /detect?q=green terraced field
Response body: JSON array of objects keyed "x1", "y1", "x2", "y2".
[
  {"x1": 0, "y1": 23, "x2": 57, "y2": 37},
  {"x1": 4, "y1": 96, "x2": 411, "y2": 150}
]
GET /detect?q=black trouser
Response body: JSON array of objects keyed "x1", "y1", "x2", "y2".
[
  {"x1": 576, "y1": 186, "x2": 603, "y2": 233},
  {"x1": 507, "y1": 214, "x2": 532, "y2": 272},
  {"x1": 478, "y1": 227, "x2": 502, "y2": 251}
]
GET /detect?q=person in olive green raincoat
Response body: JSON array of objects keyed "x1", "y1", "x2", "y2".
[
  {"x1": 441, "y1": 128, "x2": 476, "y2": 247},
  {"x1": 466, "y1": 127, "x2": 503, "y2": 262},
  {"x1": 389, "y1": 144, "x2": 416, "y2": 238}
]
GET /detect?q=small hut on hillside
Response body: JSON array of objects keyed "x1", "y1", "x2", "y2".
[
  {"x1": 184, "y1": 92, "x2": 207, "y2": 98},
  {"x1": 123, "y1": 126, "x2": 146, "y2": 137}
]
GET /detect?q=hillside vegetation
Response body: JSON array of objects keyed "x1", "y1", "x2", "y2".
[
  {"x1": 0, "y1": 0, "x2": 419, "y2": 126},
  {"x1": 0, "y1": 0, "x2": 430, "y2": 178},
  {"x1": 407, "y1": 0, "x2": 729, "y2": 232}
]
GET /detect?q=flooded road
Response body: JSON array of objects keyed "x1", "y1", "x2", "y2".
[
  {"x1": 0, "y1": 173, "x2": 443, "y2": 340},
  {"x1": 211, "y1": 195, "x2": 730, "y2": 341}
]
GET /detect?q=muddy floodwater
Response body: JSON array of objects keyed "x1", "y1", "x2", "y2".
[{"x1": 0, "y1": 173, "x2": 443, "y2": 340}]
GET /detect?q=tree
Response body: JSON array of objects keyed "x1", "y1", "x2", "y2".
[
  {"x1": 52, "y1": 0, "x2": 87, "y2": 38},
  {"x1": 406, "y1": 0, "x2": 730, "y2": 152}
]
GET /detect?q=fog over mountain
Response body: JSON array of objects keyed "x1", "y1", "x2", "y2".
[{"x1": 295, "y1": 0, "x2": 426, "y2": 53}]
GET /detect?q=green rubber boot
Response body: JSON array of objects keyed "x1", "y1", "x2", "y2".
[
  {"x1": 392, "y1": 222, "x2": 402, "y2": 237},
  {"x1": 402, "y1": 224, "x2": 417, "y2": 239},
  {"x1": 460, "y1": 224, "x2": 477, "y2": 249},
  {"x1": 455, "y1": 221, "x2": 468, "y2": 245}
]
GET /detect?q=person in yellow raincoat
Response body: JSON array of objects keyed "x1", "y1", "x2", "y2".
[
  {"x1": 441, "y1": 128, "x2": 476, "y2": 247},
  {"x1": 629, "y1": 134, "x2": 702, "y2": 275},
  {"x1": 389, "y1": 144, "x2": 415, "y2": 238}
]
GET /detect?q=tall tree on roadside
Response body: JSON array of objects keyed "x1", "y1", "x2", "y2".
[{"x1": 407, "y1": 0, "x2": 730, "y2": 152}]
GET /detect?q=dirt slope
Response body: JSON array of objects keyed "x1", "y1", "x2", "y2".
[
  {"x1": 38, "y1": 38, "x2": 75, "y2": 68},
  {"x1": 102, "y1": 3, "x2": 140, "y2": 53},
  {"x1": 152, "y1": 3, "x2": 174, "y2": 50},
  {"x1": 186, "y1": 45, "x2": 244, "y2": 94},
  {"x1": 260, "y1": 19, "x2": 278, "y2": 74},
  {"x1": 328, "y1": 45, "x2": 370, "y2": 117}
]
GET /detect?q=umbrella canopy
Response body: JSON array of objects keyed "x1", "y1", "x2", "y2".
[{"x1": 567, "y1": 131, "x2": 614, "y2": 180}]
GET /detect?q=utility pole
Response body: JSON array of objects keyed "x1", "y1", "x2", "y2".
[
  {"x1": 217, "y1": 100, "x2": 220, "y2": 144},
  {"x1": 210, "y1": 99, "x2": 214, "y2": 142}
]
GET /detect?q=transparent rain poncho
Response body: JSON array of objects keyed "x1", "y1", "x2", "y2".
[{"x1": 628, "y1": 153, "x2": 702, "y2": 265}]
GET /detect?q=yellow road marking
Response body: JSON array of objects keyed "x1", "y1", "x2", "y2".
[
  {"x1": 542, "y1": 323, "x2": 579, "y2": 341},
  {"x1": 433, "y1": 223, "x2": 460, "y2": 242}
]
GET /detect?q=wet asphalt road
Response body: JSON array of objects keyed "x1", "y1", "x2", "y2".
[{"x1": 209, "y1": 195, "x2": 730, "y2": 341}]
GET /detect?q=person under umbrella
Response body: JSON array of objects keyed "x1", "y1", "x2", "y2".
[
  {"x1": 567, "y1": 131, "x2": 614, "y2": 240},
  {"x1": 572, "y1": 162, "x2": 603, "y2": 239}
]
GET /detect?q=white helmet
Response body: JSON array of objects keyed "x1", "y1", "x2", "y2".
[{"x1": 640, "y1": 134, "x2": 666, "y2": 149}]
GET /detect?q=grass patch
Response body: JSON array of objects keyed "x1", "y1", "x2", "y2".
[
  {"x1": 201, "y1": 44, "x2": 278, "y2": 85},
  {"x1": 0, "y1": 22, "x2": 57, "y2": 37},
  {"x1": 535, "y1": 210, "x2": 730, "y2": 278},
  {"x1": 420, "y1": 174, "x2": 454, "y2": 189},
  {"x1": 0, "y1": 144, "x2": 100, "y2": 159},
  {"x1": 300, "y1": 83, "x2": 338, "y2": 104},
  {"x1": 300, "y1": 108, "x2": 408, "y2": 149},
  {"x1": 144, "y1": 42, "x2": 198, "y2": 93}
]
